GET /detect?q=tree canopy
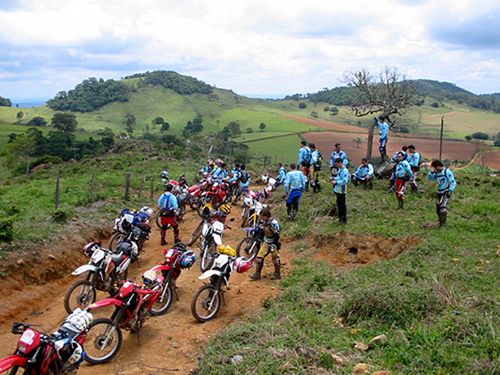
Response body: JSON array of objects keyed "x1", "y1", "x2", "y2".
[
  {"x1": 47, "y1": 77, "x2": 130, "y2": 112},
  {"x1": 0, "y1": 96, "x2": 12, "y2": 107},
  {"x1": 52, "y1": 113, "x2": 78, "y2": 132},
  {"x1": 126, "y1": 71, "x2": 213, "y2": 95}
]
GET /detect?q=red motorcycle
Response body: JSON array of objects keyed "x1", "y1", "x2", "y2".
[
  {"x1": 188, "y1": 178, "x2": 210, "y2": 211},
  {"x1": 0, "y1": 309, "x2": 92, "y2": 374},
  {"x1": 145, "y1": 243, "x2": 197, "y2": 315},
  {"x1": 197, "y1": 181, "x2": 230, "y2": 217},
  {"x1": 83, "y1": 277, "x2": 169, "y2": 365}
]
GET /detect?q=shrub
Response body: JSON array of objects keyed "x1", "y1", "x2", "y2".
[
  {"x1": 0, "y1": 216, "x2": 15, "y2": 241},
  {"x1": 298, "y1": 102, "x2": 307, "y2": 109},
  {"x1": 431, "y1": 102, "x2": 440, "y2": 108},
  {"x1": 471, "y1": 132, "x2": 489, "y2": 140},
  {"x1": 465, "y1": 135, "x2": 472, "y2": 142}
]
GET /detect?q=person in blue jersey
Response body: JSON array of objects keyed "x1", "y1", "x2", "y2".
[
  {"x1": 330, "y1": 158, "x2": 350, "y2": 224},
  {"x1": 157, "y1": 183, "x2": 180, "y2": 245},
  {"x1": 388, "y1": 145, "x2": 408, "y2": 192},
  {"x1": 352, "y1": 158, "x2": 374, "y2": 189},
  {"x1": 233, "y1": 163, "x2": 251, "y2": 203},
  {"x1": 309, "y1": 143, "x2": 322, "y2": 193},
  {"x1": 201, "y1": 158, "x2": 215, "y2": 175},
  {"x1": 284, "y1": 163, "x2": 306, "y2": 220},
  {"x1": 275, "y1": 163, "x2": 287, "y2": 188},
  {"x1": 330, "y1": 143, "x2": 349, "y2": 176},
  {"x1": 375, "y1": 116, "x2": 390, "y2": 162},
  {"x1": 298, "y1": 140, "x2": 311, "y2": 191},
  {"x1": 407, "y1": 144, "x2": 422, "y2": 192},
  {"x1": 393, "y1": 152, "x2": 414, "y2": 209},
  {"x1": 427, "y1": 159, "x2": 457, "y2": 227},
  {"x1": 212, "y1": 159, "x2": 228, "y2": 180}
]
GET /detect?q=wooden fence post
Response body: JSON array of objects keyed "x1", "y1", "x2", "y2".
[
  {"x1": 124, "y1": 173, "x2": 131, "y2": 201},
  {"x1": 150, "y1": 176, "x2": 154, "y2": 200},
  {"x1": 55, "y1": 174, "x2": 61, "y2": 210}
]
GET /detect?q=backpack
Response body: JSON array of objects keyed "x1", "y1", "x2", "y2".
[
  {"x1": 303, "y1": 148, "x2": 312, "y2": 164},
  {"x1": 240, "y1": 170, "x2": 250, "y2": 183}
]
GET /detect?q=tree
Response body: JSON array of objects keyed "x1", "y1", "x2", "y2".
[
  {"x1": 298, "y1": 102, "x2": 307, "y2": 109},
  {"x1": 226, "y1": 121, "x2": 241, "y2": 136},
  {"x1": 153, "y1": 116, "x2": 165, "y2": 125},
  {"x1": 259, "y1": 122, "x2": 267, "y2": 131},
  {"x1": 182, "y1": 115, "x2": 204, "y2": 137},
  {"x1": 343, "y1": 67, "x2": 416, "y2": 160},
  {"x1": 122, "y1": 113, "x2": 136, "y2": 134},
  {"x1": 329, "y1": 106, "x2": 339, "y2": 115},
  {"x1": 465, "y1": 135, "x2": 472, "y2": 142},
  {"x1": 51, "y1": 113, "x2": 78, "y2": 133},
  {"x1": 16, "y1": 111, "x2": 24, "y2": 120},
  {"x1": 160, "y1": 122, "x2": 170, "y2": 132},
  {"x1": 246, "y1": 127, "x2": 254, "y2": 133},
  {"x1": 471, "y1": 132, "x2": 489, "y2": 140},
  {"x1": 4, "y1": 134, "x2": 35, "y2": 173},
  {"x1": 311, "y1": 111, "x2": 319, "y2": 118},
  {"x1": 27, "y1": 116, "x2": 47, "y2": 126},
  {"x1": 0, "y1": 96, "x2": 12, "y2": 107}
]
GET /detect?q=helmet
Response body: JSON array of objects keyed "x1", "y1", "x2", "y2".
[
  {"x1": 55, "y1": 340, "x2": 84, "y2": 365},
  {"x1": 218, "y1": 204, "x2": 231, "y2": 215},
  {"x1": 234, "y1": 257, "x2": 252, "y2": 273},
  {"x1": 179, "y1": 250, "x2": 196, "y2": 268},
  {"x1": 207, "y1": 158, "x2": 214, "y2": 166},
  {"x1": 160, "y1": 170, "x2": 169, "y2": 180},
  {"x1": 142, "y1": 269, "x2": 158, "y2": 287},
  {"x1": 215, "y1": 158, "x2": 224, "y2": 167},
  {"x1": 139, "y1": 206, "x2": 153, "y2": 217}
]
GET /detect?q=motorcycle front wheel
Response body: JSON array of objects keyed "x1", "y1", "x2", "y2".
[
  {"x1": 150, "y1": 283, "x2": 174, "y2": 316},
  {"x1": 109, "y1": 232, "x2": 124, "y2": 251},
  {"x1": 84, "y1": 318, "x2": 123, "y2": 365},
  {"x1": 64, "y1": 279, "x2": 96, "y2": 314},
  {"x1": 236, "y1": 237, "x2": 259, "y2": 261},
  {"x1": 191, "y1": 284, "x2": 221, "y2": 323},
  {"x1": 199, "y1": 245, "x2": 215, "y2": 273}
]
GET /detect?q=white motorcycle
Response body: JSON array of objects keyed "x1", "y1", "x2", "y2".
[{"x1": 63, "y1": 241, "x2": 131, "y2": 313}]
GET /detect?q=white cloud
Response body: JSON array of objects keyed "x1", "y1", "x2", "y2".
[{"x1": 0, "y1": 0, "x2": 498, "y2": 100}]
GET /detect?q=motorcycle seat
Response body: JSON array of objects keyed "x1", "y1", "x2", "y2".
[{"x1": 111, "y1": 254, "x2": 126, "y2": 265}]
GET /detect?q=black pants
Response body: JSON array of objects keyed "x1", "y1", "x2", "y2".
[{"x1": 335, "y1": 193, "x2": 347, "y2": 223}]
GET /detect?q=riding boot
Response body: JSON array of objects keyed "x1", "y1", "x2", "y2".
[
  {"x1": 250, "y1": 257, "x2": 264, "y2": 280},
  {"x1": 438, "y1": 212, "x2": 447, "y2": 227},
  {"x1": 160, "y1": 230, "x2": 167, "y2": 246},
  {"x1": 270, "y1": 258, "x2": 281, "y2": 280},
  {"x1": 398, "y1": 200, "x2": 404, "y2": 209}
]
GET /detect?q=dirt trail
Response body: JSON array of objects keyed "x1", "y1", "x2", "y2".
[{"x1": 0, "y1": 205, "x2": 286, "y2": 375}]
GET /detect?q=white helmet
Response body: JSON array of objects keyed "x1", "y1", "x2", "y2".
[{"x1": 55, "y1": 340, "x2": 84, "y2": 365}]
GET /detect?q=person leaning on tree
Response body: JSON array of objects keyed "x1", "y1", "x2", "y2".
[
  {"x1": 375, "y1": 116, "x2": 390, "y2": 162},
  {"x1": 427, "y1": 159, "x2": 456, "y2": 227},
  {"x1": 330, "y1": 157, "x2": 350, "y2": 224}
]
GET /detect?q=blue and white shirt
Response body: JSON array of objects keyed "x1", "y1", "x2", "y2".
[
  {"x1": 407, "y1": 152, "x2": 421, "y2": 168},
  {"x1": 395, "y1": 160, "x2": 413, "y2": 179},
  {"x1": 427, "y1": 168, "x2": 456, "y2": 192},
  {"x1": 158, "y1": 192, "x2": 179, "y2": 210},
  {"x1": 284, "y1": 170, "x2": 306, "y2": 192},
  {"x1": 298, "y1": 146, "x2": 311, "y2": 166},
  {"x1": 333, "y1": 166, "x2": 350, "y2": 194},
  {"x1": 376, "y1": 119, "x2": 390, "y2": 139},
  {"x1": 354, "y1": 164, "x2": 374, "y2": 179},
  {"x1": 330, "y1": 150, "x2": 349, "y2": 168}
]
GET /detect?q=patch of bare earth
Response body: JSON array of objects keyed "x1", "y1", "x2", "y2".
[{"x1": 312, "y1": 232, "x2": 422, "y2": 267}]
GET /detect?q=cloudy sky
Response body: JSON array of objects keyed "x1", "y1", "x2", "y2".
[{"x1": 0, "y1": 0, "x2": 499, "y2": 102}]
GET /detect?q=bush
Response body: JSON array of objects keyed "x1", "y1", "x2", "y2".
[
  {"x1": 494, "y1": 139, "x2": 500, "y2": 147},
  {"x1": 471, "y1": 132, "x2": 489, "y2": 140},
  {"x1": 0, "y1": 216, "x2": 15, "y2": 241},
  {"x1": 465, "y1": 135, "x2": 472, "y2": 142},
  {"x1": 245, "y1": 127, "x2": 253, "y2": 133},
  {"x1": 431, "y1": 102, "x2": 440, "y2": 108},
  {"x1": 298, "y1": 102, "x2": 307, "y2": 109},
  {"x1": 311, "y1": 111, "x2": 319, "y2": 118},
  {"x1": 27, "y1": 116, "x2": 47, "y2": 126},
  {"x1": 339, "y1": 284, "x2": 443, "y2": 327}
]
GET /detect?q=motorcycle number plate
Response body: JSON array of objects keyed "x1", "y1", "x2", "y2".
[
  {"x1": 91, "y1": 249, "x2": 105, "y2": 263},
  {"x1": 19, "y1": 330, "x2": 35, "y2": 345}
]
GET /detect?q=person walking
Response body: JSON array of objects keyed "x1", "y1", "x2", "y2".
[
  {"x1": 284, "y1": 163, "x2": 306, "y2": 220},
  {"x1": 249, "y1": 208, "x2": 282, "y2": 281},
  {"x1": 157, "y1": 183, "x2": 180, "y2": 245},
  {"x1": 427, "y1": 160, "x2": 456, "y2": 227},
  {"x1": 393, "y1": 152, "x2": 413, "y2": 209},
  {"x1": 375, "y1": 116, "x2": 390, "y2": 162},
  {"x1": 309, "y1": 143, "x2": 322, "y2": 193},
  {"x1": 297, "y1": 140, "x2": 311, "y2": 191},
  {"x1": 330, "y1": 158, "x2": 350, "y2": 224}
]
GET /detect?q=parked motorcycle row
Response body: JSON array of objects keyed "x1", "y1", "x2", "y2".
[{"x1": 0, "y1": 171, "x2": 278, "y2": 374}]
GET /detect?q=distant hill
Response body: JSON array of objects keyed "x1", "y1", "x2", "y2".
[{"x1": 304, "y1": 79, "x2": 500, "y2": 113}]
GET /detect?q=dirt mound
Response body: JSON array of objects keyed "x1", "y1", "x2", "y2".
[{"x1": 313, "y1": 233, "x2": 421, "y2": 267}]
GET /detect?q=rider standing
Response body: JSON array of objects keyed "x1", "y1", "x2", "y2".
[
  {"x1": 298, "y1": 140, "x2": 311, "y2": 191},
  {"x1": 330, "y1": 143, "x2": 349, "y2": 177},
  {"x1": 310, "y1": 143, "x2": 322, "y2": 193},
  {"x1": 284, "y1": 163, "x2": 306, "y2": 220},
  {"x1": 375, "y1": 116, "x2": 390, "y2": 162},
  {"x1": 407, "y1": 144, "x2": 422, "y2": 192},
  {"x1": 158, "y1": 183, "x2": 180, "y2": 245},
  {"x1": 250, "y1": 208, "x2": 282, "y2": 280},
  {"x1": 427, "y1": 160, "x2": 456, "y2": 227},
  {"x1": 393, "y1": 152, "x2": 414, "y2": 209},
  {"x1": 330, "y1": 158, "x2": 350, "y2": 224}
]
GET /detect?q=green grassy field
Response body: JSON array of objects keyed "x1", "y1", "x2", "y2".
[{"x1": 197, "y1": 165, "x2": 500, "y2": 374}]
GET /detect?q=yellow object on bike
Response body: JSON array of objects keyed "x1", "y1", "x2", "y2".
[{"x1": 218, "y1": 245, "x2": 237, "y2": 257}]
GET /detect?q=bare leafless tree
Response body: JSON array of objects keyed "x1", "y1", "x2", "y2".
[{"x1": 344, "y1": 67, "x2": 416, "y2": 160}]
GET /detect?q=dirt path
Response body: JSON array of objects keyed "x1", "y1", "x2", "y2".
[{"x1": 0, "y1": 205, "x2": 287, "y2": 374}]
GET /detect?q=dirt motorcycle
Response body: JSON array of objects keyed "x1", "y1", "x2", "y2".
[
  {"x1": 144, "y1": 243, "x2": 196, "y2": 315},
  {"x1": 237, "y1": 225, "x2": 265, "y2": 262},
  {"x1": 197, "y1": 180, "x2": 230, "y2": 217},
  {"x1": 241, "y1": 190, "x2": 264, "y2": 226},
  {"x1": 109, "y1": 207, "x2": 152, "y2": 251},
  {"x1": 84, "y1": 278, "x2": 168, "y2": 365},
  {"x1": 187, "y1": 178, "x2": 210, "y2": 211},
  {"x1": 0, "y1": 309, "x2": 93, "y2": 374},
  {"x1": 241, "y1": 198, "x2": 267, "y2": 229},
  {"x1": 191, "y1": 246, "x2": 252, "y2": 323},
  {"x1": 64, "y1": 241, "x2": 132, "y2": 314}
]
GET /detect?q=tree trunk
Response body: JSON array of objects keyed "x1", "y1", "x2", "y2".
[{"x1": 366, "y1": 122, "x2": 375, "y2": 160}]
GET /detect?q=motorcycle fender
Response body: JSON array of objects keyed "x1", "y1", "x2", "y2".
[
  {"x1": 213, "y1": 234, "x2": 223, "y2": 246},
  {"x1": 116, "y1": 258, "x2": 131, "y2": 274},
  {"x1": 199, "y1": 270, "x2": 222, "y2": 280},
  {"x1": 87, "y1": 298, "x2": 125, "y2": 310},
  {"x1": 0, "y1": 355, "x2": 28, "y2": 372},
  {"x1": 72, "y1": 264, "x2": 98, "y2": 276}
]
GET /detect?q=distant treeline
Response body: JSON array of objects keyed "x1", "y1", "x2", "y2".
[
  {"x1": 293, "y1": 79, "x2": 500, "y2": 113},
  {"x1": 0, "y1": 95, "x2": 12, "y2": 107},
  {"x1": 125, "y1": 70, "x2": 213, "y2": 95}
]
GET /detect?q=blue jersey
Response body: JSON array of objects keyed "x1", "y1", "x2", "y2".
[
  {"x1": 392, "y1": 151, "x2": 408, "y2": 163},
  {"x1": 376, "y1": 119, "x2": 390, "y2": 139},
  {"x1": 395, "y1": 160, "x2": 413, "y2": 179},
  {"x1": 158, "y1": 192, "x2": 179, "y2": 210},
  {"x1": 354, "y1": 164, "x2": 374, "y2": 179},
  {"x1": 229, "y1": 168, "x2": 241, "y2": 183},
  {"x1": 407, "y1": 152, "x2": 421, "y2": 168},
  {"x1": 427, "y1": 168, "x2": 456, "y2": 192},
  {"x1": 298, "y1": 146, "x2": 311, "y2": 166},
  {"x1": 330, "y1": 150, "x2": 349, "y2": 167},
  {"x1": 212, "y1": 167, "x2": 228, "y2": 180},
  {"x1": 284, "y1": 170, "x2": 306, "y2": 192},
  {"x1": 333, "y1": 166, "x2": 350, "y2": 194},
  {"x1": 311, "y1": 150, "x2": 321, "y2": 166},
  {"x1": 278, "y1": 167, "x2": 287, "y2": 182}
]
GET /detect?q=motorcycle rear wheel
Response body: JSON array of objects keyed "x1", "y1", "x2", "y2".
[
  {"x1": 191, "y1": 284, "x2": 221, "y2": 323},
  {"x1": 64, "y1": 279, "x2": 96, "y2": 314},
  {"x1": 84, "y1": 318, "x2": 123, "y2": 365},
  {"x1": 150, "y1": 283, "x2": 174, "y2": 316},
  {"x1": 109, "y1": 232, "x2": 124, "y2": 251}
]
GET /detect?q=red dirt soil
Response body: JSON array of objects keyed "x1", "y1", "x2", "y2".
[
  {"x1": 284, "y1": 115, "x2": 366, "y2": 133},
  {"x1": 477, "y1": 150, "x2": 500, "y2": 171},
  {"x1": 304, "y1": 131, "x2": 482, "y2": 164}
]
